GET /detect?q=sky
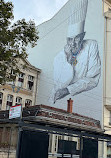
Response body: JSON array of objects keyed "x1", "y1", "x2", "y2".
[{"x1": 7, "y1": 0, "x2": 69, "y2": 25}]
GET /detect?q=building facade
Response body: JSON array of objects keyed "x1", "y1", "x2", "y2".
[
  {"x1": 1, "y1": 0, "x2": 111, "y2": 157},
  {"x1": 28, "y1": 0, "x2": 104, "y2": 124},
  {"x1": 0, "y1": 58, "x2": 41, "y2": 110},
  {"x1": 103, "y1": 0, "x2": 111, "y2": 157},
  {"x1": 27, "y1": 0, "x2": 111, "y2": 157}
]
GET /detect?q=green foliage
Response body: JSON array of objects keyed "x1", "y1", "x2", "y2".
[{"x1": 0, "y1": 0, "x2": 39, "y2": 84}]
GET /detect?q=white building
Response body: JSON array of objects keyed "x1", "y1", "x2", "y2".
[
  {"x1": 27, "y1": 0, "x2": 111, "y2": 157},
  {"x1": 29, "y1": 0, "x2": 104, "y2": 124}
]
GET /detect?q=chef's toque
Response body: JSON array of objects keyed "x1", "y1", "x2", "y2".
[{"x1": 67, "y1": 0, "x2": 88, "y2": 38}]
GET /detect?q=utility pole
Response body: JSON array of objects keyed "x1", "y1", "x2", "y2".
[{"x1": 15, "y1": 104, "x2": 23, "y2": 158}]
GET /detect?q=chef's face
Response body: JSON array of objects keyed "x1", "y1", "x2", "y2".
[{"x1": 67, "y1": 32, "x2": 85, "y2": 53}]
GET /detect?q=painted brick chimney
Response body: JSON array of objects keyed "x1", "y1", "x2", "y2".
[{"x1": 67, "y1": 98, "x2": 73, "y2": 113}]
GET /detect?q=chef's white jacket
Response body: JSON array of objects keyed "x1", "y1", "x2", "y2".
[{"x1": 53, "y1": 40, "x2": 101, "y2": 97}]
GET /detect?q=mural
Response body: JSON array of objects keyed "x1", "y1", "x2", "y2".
[{"x1": 50, "y1": 0, "x2": 101, "y2": 103}]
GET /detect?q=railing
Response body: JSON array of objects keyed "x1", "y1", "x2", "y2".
[{"x1": 48, "y1": 153, "x2": 80, "y2": 158}]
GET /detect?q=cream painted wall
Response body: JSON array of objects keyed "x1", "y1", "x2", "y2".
[
  {"x1": 105, "y1": 19, "x2": 111, "y2": 106},
  {"x1": 104, "y1": 107, "x2": 110, "y2": 127},
  {"x1": 104, "y1": 1, "x2": 111, "y2": 12},
  {"x1": 104, "y1": 14, "x2": 111, "y2": 139},
  {"x1": 0, "y1": 59, "x2": 40, "y2": 110},
  {"x1": 28, "y1": 0, "x2": 104, "y2": 122},
  {"x1": 103, "y1": 12, "x2": 111, "y2": 158}
]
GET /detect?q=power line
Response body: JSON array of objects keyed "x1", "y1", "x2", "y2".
[
  {"x1": 38, "y1": 78, "x2": 103, "y2": 102},
  {"x1": 38, "y1": 2, "x2": 89, "y2": 42},
  {"x1": 37, "y1": 94, "x2": 102, "y2": 114},
  {"x1": 39, "y1": 76, "x2": 102, "y2": 98},
  {"x1": 38, "y1": 74, "x2": 111, "y2": 106}
]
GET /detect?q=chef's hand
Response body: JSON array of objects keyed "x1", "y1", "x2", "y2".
[
  {"x1": 54, "y1": 88, "x2": 69, "y2": 103},
  {"x1": 64, "y1": 44, "x2": 72, "y2": 64},
  {"x1": 64, "y1": 44, "x2": 71, "y2": 54}
]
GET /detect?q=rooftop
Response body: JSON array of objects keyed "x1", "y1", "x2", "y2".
[{"x1": 0, "y1": 103, "x2": 102, "y2": 133}]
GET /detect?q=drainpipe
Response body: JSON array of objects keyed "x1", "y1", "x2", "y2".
[
  {"x1": 103, "y1": 13, "x2": 107, "y2": 158},
  {"x1": 102, "y1": 15, "x2": 107, "y2": 132}
]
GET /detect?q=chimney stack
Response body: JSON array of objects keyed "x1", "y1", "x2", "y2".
[{"x1": 67, "y1": 98, "x2": 73, "y2": 113}]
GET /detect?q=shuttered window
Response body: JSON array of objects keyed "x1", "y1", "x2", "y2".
[
  {"x1": 6, "y1": 95, "x2": 13, "y2": 110},
  {"x1": 27, "y1": 75, "x2": 34, "y2": 90}
]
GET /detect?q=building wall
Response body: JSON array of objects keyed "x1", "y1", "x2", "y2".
[
  {"x1": 28, "y1": 0, "x2": 104, "y2": 122},
  {"x1": 104, "y1": 14, "x2": 111, "y2": 135},
  {"x1": 103, "y1": 1, "x2": 111, "y2": 157},
  {"x1": 0, "y1": 150, "x2": 16, "y2": 158},
  {"x1": 0, "y1": 59, "x2": 40, "y2": 110},
  {"x1": 0, "y1": 125, "x2": 17, "y2": 158},
  {"x1": 104, "y1": 0, "x2": 111, "y2": 12},
  {"x1": 104, "y1": 18, "x2": 111, "y2": 106}
]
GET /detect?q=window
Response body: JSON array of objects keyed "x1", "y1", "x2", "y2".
[
  {"x1": 27, "y1": 75, "x2": 34, "y2": 90},
  {"x1": 6, "y1": 95, "x2": 13, "y2": 110},
  {"x1": 25, "y1": 99, "x2": 32, "y2": 107},
  {"x1": 8, "y1": 80, "x2": 15, "y2": 85},
  {"x1": 55, "y1": 135, "x2": 58, "y2": 152},
  {"x1": 11, "y1": 69, "x2": 16, "y2": 77},
  {"x1": 16, "y1": 97, "x2": 22, "y2": 105},
  {"x1": 18, "y1": 73, "x2": 24, "y2": 87},
  {"x1": 8, "y1": 70, "x2": 16, "y2": 85},
  {"x1": 0, "y1": 93, "x2": 3, "y2": 110}
]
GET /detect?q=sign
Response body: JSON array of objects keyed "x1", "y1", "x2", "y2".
[{"x1": 9, "y1": 104, "x2": 22, "y2": 119}]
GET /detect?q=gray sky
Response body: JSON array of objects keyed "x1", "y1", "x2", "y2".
[{"x1": 8, "y1": 0, "x2": 68, "y2": 25}]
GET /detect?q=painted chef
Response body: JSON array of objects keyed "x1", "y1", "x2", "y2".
[{"x1": 52, "y1": 0, "x2": 101, "y2": 103}]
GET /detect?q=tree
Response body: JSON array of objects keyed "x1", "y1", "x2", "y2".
[{"x1": 0, "y1": 0, "x2": 39, "y2": 84}]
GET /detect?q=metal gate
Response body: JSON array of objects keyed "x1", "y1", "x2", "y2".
[{"x1": 17, "y1": 130, "x2": 49, "y2": 158}]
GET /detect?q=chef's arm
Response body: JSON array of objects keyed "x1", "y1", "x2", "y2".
[
  {"x1": 67, "y1": 74, "x2": 100, "y2": 96},
  {"x1": 67, "y1": 41, "x2": 101, "y2": 96}
]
